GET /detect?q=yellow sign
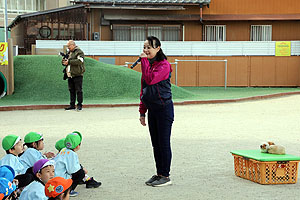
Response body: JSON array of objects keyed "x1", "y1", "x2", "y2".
[
  {"x1": 0, "y1": 43, "x2": 8, "y2": 65},
  {"x1": 275, "y1": 41, "x2": 291, "y2": 56}
]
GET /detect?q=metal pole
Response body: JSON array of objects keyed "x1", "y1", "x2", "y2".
[
  {"x1": 4, "y1": 0, "x2": 8, "y2": 42},
  {"x1": 175, "y1": 62, "x2": 178, "y2": 86},
  {"x1": 125, "y1": 62, "x2": 130, "y2": 68},
  {"x1": 225, "y1": 60, "x2": 227, "y2": 90},
  {"x1": 174, "y1": 60, "x2": 178, "y2": 86}
]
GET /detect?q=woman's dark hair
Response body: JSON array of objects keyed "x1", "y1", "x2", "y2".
[{"x1": 147, "y1": 36, "x2": 167, "y2": 61}]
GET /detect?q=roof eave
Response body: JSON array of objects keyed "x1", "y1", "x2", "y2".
[{"x1": 8, "y1": 4, "x2": 86, "y2": 29}]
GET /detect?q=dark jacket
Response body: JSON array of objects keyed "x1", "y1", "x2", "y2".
[
  {"x1": 67, "y1": 46, "x2": 85, "y2": 77},
  {"x1": 139, "y1": 57, "x2": 173, "y2": 114}
]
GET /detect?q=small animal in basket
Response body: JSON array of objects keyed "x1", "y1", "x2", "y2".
[{"x1": 260, "y1": 141, "x2": 286, "y2": 155}]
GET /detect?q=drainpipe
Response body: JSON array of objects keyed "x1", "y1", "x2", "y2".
[
  {"x1": 199, "y1": 3, "x2": 203, "y2": 23},
  {"x1": 199, "y1": 3, "x2": 204, "y2": 41},
  {"x1": 199, "y1": 3, "x2": 210, "y2": 40},
  {"x1": 182, "y1": 25, "x2": 185, "y2": 41}
]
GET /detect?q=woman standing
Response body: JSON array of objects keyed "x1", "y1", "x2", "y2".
[{"x1": 139, "y1": 36, "x2": 174, "y2": 187}]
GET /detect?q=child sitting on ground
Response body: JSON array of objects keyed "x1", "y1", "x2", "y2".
[
  {"x1": 0, "y1": 177, "x2": 17, "y2": 200},
  {"x1": 0, "y1": 165, "x2": 17, "y2": 200},
  {"x1": 45, "y1": 177, "x2": 73, "y2": 200},
  {"x1": 55, "y1": 136, "x2": 101, "y2": 188},
  {"x1": 19, "y1": 159, "x2": 55, "y2": 200},
  {"x1": 0, "y1": 134, "x2": 34, "y2": 188},
  {"x1": 0, "y1": 135, "x2": 25, "y2": 175},
  {"x1": 20, "y1": 132, "x2": 55, "y2": 172},
  {"x1": 54, "y1": 131, "x2": 101, "y2": 197}
]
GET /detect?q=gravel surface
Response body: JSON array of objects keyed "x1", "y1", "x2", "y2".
[{"x1": 1, "y1": 95, "x2": 300, "y2": 200}]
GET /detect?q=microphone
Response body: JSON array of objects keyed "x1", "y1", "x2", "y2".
[{"x1": 130, "y1": 57, "x2": 141, "y2": 69}]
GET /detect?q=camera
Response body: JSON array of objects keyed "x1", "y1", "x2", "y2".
[
  {"x1": 59, "y1": 52, "x2": 69, "y2": 62},
  {"x1": 59, "y1": 52, "x2": 69, "y2": 80}
]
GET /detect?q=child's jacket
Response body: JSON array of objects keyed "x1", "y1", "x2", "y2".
[
  {"x1": 20, "y1": 148, "x2": 45, "y2": 171},
  {"x1": 54, "y1": 148, "x2": 81, "y2": 179},
  {"x1": 19, "y1": 180, "x2": 47, "y2": 200},
  {"x1": 0, "y1": 154, "x2": 26, "y2": 174}
]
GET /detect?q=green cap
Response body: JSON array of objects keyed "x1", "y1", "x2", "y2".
[
  {"x1": 55, "y1": 138, "x2": 66, "y2": 151},
  {"x1": 24, "y1": 132, "x2": 43, "y2": 143},
  {"x1": 2, "y1": 135, "x2": 21, "y2": 151},
  {"x1": 65, "y1": 131, "x2": 82, "y2": 149}
]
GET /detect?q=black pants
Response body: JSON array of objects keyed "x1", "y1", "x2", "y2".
[
  {"x1": 71, "y1": 167, "x2": 85, "y2": 190},
  {"x1": 68, "y1": 76, "x2": 83, "y2": 107},
  {"x1": 148, "y1": 102, "x2": 174, "y2": 177}
]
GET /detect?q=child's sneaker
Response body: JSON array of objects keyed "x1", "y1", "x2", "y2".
[
  {"x1": 69, "y1": 190, "x2": 79, "y2": 197},
  {"x1": 86, "y1": 177, "x2": 101, "y2": 188}
]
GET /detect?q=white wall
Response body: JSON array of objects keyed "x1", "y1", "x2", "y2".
[{"x1": 36, "y1": 40, "x2": 300, "y2": 56}]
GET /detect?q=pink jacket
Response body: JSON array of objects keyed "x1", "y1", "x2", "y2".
[{"x1": 139, "y1": 57, "x2": 172, "y2": 114}]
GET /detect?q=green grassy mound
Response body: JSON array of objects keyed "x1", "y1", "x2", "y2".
[{"x1": 0, "y1": 55, "x2": 194, "y2": 105}]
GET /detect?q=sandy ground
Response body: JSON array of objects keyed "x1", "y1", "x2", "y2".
[{"x1": 1, "y1": 95, "x2": 300, "y2": 200}]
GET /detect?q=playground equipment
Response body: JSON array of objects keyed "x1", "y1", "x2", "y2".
[{"x1": 0, "y1": 39, "x2": 14, "y2": 98}]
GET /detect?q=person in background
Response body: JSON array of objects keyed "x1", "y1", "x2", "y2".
[
  {"x1": 62, "y1": 40, "x2": 85, "y2": 111},
  {"x1": 139, "y1": 36, "x2": 174, "y2": 187}
]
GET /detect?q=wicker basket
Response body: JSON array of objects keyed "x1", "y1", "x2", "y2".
[{"x1": 233, "y1": 154, "x2": 299, "y2": 184}]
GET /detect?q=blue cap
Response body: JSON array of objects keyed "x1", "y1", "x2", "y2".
[
  {"x1": 0, "y1": 178, "x2": 16, "y2": 197},
  {"x1": 0, "y1": 166, "x2": 15, "y2": 182}
]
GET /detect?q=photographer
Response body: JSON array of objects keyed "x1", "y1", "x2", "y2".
[{"x1": 62, "y1": 40, "x2": 85, "y2": 111}]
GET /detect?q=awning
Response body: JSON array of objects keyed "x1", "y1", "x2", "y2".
[{"x1": 8, "y1": 4, "x2": 86, "y2": 29}]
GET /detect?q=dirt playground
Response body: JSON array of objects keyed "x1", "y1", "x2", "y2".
[{"x1": 1, "y1": 95, "x2": 300, "y2": 200}]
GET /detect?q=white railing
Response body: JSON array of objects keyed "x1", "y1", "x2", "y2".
[{"x1": 174, "y1": 59, "x2": 228, "y2": 89}]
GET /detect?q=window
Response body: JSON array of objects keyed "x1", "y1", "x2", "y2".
[
  {"x1": 163, "y1": 25, "x2": 180, "y2": 41},
  {"x1": 205, "y1": 25, "x2": 226, "y2": 41},
  {"x1": 251, "y1": 25, "x2": 272, "y2": 41},
  {"x1": 131, "y1": 26, "x2": 145, "y2": 41},
  {"x1": 4, "y1": 0, "x2": 46, "y2": 13},
  {"x1": 113, "y1": 26, "x2": 130, "y2": 41},
  {"x1": 113, "y1": 25, "x2": 181, "y2": 41},
  {"x1": 148, "y1": 26, "x2": 162, "y2": 40}
]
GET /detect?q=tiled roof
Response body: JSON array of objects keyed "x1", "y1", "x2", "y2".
[{"x1": 72, "y1": 0, "x2": 210, "y2": 4}]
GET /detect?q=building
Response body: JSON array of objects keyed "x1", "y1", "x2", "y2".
[
  {"x1": 7, "y1": 0, "x2": 300, "y2": 87},
  {"x1": 0, "y1": 0, "x2": 70, "y2": 41}
]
